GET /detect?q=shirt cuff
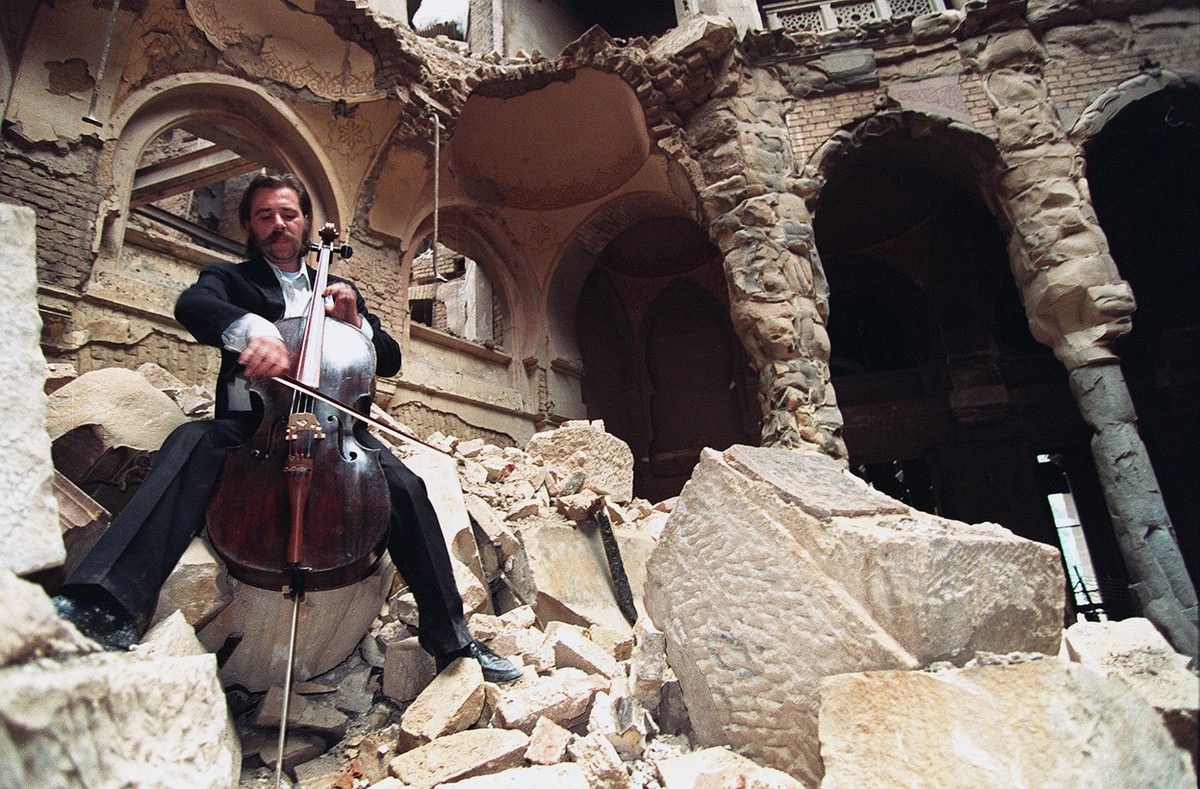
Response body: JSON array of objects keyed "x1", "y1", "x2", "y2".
[{"x1": 222, "y1": 313, "x2": 283, "y2": 353}]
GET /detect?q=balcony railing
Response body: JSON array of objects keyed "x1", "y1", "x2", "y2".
[{"x1": 763, "y1": 0, "x2": 947, "y2": 33}]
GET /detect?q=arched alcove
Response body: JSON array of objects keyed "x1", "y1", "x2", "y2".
[
  {"x1": 574, "y1": 215, "x2": 757, "y2": 502},
  {"x1": 1083, "y1": 79, "x2": 1200, "y2": 587},
  {"x1": 812, "y1": 115, "x2": 1131, "y2": 617}
]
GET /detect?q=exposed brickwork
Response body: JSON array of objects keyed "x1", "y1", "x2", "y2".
[
  {"x1": 787, "y1": 89, "x2": 877, "y2": 168},
  {"x1": 0, "y1": 138, "x2": 102, "y2": 293}
]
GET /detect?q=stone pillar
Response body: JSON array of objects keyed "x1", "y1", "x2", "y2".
[
  {"x1": 691, "y1": 71, "x2": 847, "y2": 460},
  {"x1": 978, "y1": 30, "x2": 1197, "y2": 656}
]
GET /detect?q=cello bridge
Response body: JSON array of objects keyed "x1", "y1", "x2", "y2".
[{"x1": 286, "y1": 412, "x2": 326, "y2": 440}]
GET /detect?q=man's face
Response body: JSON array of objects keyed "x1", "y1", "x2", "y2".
[{"x1": 245, "y1": 186, "x2": 309, "y2": 271}]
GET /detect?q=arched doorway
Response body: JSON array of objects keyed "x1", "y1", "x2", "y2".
[
  {"x1": 575, "y1": 216, "x2": 758, "y2": 502},
  {"x1": 813, "y1": 125, "x2": 1132, "y2": 618},
  {"x1": 1083, "y1": 81, "x2": 1200, "y2": 587}
]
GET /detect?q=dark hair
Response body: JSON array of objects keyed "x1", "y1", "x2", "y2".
[{"x1": 239, "y1": 172, "x2": 313, "y2": 257}]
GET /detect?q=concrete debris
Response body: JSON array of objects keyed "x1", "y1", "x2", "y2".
[{"x1": 11, "y1": 371, "x2": 1196, "y2": 788}]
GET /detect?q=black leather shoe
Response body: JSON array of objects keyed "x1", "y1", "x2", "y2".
[
  {"x1": 52, "y1": 594, "x2": 139, "y2": 651},
  {"x1": 436, "y1": 640, "x2": 523, "y2": 684}
]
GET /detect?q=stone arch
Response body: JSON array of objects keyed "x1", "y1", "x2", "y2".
[
  {"x1": 1077, "y1": 71, "x2": 1200, "y2": 589},
  {"x1": 100, "y1": 73, "x2": 347, "y2": 255},
  {"x1": 806, "y1": 107, "x2": 1086, "y2": 564},
  {"x1": 562, "y1": 197, "x2": 757, "y2": 500},
  {"x1": 1069, "y1": 69, "x2": 1200, "y2": 146},
  {"x1": 405, "y1": 207, "x2": 529, "y2": 357}
]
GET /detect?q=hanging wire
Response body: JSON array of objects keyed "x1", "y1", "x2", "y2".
[
  {"x1": 430, "y1": 113, "x2": 441, "y2": 281},
  {"x1": 83, "y1": 0, "x2": 122, "y2": 126}
]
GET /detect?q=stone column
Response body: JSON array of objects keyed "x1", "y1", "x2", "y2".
[
  {"x1": 978, "y1": 30, "x2": 1197, "y2": 656},
  {"x1": 690, "y1": 71, "x2": 846, "y2": 460}
]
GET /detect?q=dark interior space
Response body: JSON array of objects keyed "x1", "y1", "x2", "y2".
[
  {"x1": 576, "y1": 217, "x2": 758, "y2": 502},
  {"x1": 1084, "y1": 85, "x2": 1200, "y2": 588},
  {"x1": 815, "y1": 138, "x2": 1134, "y2": 618}
]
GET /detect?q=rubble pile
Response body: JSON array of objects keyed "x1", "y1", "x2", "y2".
[{"x1": 1, "y1": 363, "x2": 1196, "y2": 788}]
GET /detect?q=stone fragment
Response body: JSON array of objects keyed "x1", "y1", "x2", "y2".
[
  {"x1": 45, "y1": 367, "x2": 189, "y2": 513},
  {"x1": 0, "y1": 203, "x2": 61, "y2": 576},
  {"x1": 0, "y1": 566, "x2": 96, "y2": 665},
  {"x1": 526, "y1": 422, "x2": 634, "y2": 503},
  {"x1": 137, "y1": 609, "x2": 208, "y2": 658},
  {"x1": 493, "y1": 667, "x2": 610, "y2": 732},
  {"x1": 256, "y1": 685, "x2": 350, "y2": 741},
  {"x1": 259, "y1": 732, "x2": 327, "y2": 777},
  {"x1": 382, "y1": 635, "x2": 437, "y2": 703},
  {"x1": 587, "y1": 690, "x2": 656, "y2": 759},
  {"x1": 631, "y1": 618, "x2": 666, "y2": 713},
  {"x1": 136, "y1": 362, "x2": 213, "y2": 417},
  {"x1": 525, "y1": 714, "x2": 574, "y2": 764},
  {"x1": 546, "y1": 620, "x2": 622, "y2": 678},
  {"x1": 1064, "y1": 618, "x2": 1199, "y2": 761},
  {"x1": 399, "y1": 655, "x2": 484, "y2": 747},
  {"x1": 589, "y1": 624, "x2": 635, "y2": 661},
  {"x1": 819, "y1": 659, "x2": 1195, "y2": 787},
  {"x1": 150, "y1": 536, "x2": 232, "y2": 630},
  {"x1": 509, "y1": 517, "x2": 654, "y2": 634},
  {"x1": 387, "y1": 727, "x2": 529, "y2": 789},
  {"x1": 645, "y1": 446, "x2": 1065, "y2": 783},
  {"x1": 199, "y1": 555, "x2": 394, "y2": 692},
  {"x1": 355, "y1": 723, "x2": 402, "y2": 784},
  {"x1": 566, "y1": 731, "x2": 630, "y2": 788},
  {"x1": 293, "y1": 749, "x2": 353, "y2": 788},
  {"x1": 53, "y1": 470, "x2": 109, "y2": 580},
  {"x1": 0, "y1": 650, "x2": 240, "y2": 787},
  {"x1": 486, "y1": 623, "x2": 555, "y2": 673},
  {"x1": 655, "y1": 747, "x2": 804, "y2": 788},
  {"x1": 440, "y1": 762, "x2": 591, "y2": 787}
]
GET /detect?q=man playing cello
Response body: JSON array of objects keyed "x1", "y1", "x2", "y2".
[{"x1": 54, "y1": 172, "x2": 522, "y2": 684}]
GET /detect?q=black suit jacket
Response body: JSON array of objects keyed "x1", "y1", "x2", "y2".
[{"x1": 174, "y1": 255, "x2": 402, "y2": 419}]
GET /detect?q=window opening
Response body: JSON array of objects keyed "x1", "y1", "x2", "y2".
[
  {"x1": 1037, "y1": 453, "x2": 1107, "y2": 621},
  {"x1": 408, "y1": 240, "x2": 503, "y2": 349}
]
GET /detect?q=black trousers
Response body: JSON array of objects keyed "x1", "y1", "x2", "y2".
[{"x1": 63, "y1": 418, "x2": 472, "y2": 656}]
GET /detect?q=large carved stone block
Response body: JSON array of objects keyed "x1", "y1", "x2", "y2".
[
  {"x1": 644, "y1": 445, "x2": 1065, "y2": 784},
  {"x1": 0, "y1": 203, "x2": 61, "y2": 577}
]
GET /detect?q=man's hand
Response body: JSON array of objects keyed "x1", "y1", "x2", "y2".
[
  {"x1": 323, "y1": 283, "x2": 362, "y2": 328},
  {"x1": 239, "y1": 335, "x2": 292, "y2": 378}
]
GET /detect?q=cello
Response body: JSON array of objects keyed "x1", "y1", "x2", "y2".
[{"x1": 205, "y1": 224, "x2": 390, "y2": 786}]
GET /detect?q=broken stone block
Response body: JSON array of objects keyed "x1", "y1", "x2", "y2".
[
  {"x1": 566, "y1": 731, "x2": 630, "y2": 788},
  {"x1": 440, "y1": 763, "x2": 591, "y2": 787},
  {"x1": 819, "y1": 658, "x2": 1196, "y2": 787},
  {"x1": 355, "y1": 723, "x2": 403, "y2": 784},
  {"x1": 508, "y1": 517, "x2": 654, "y2": 634},
  {"x1": 631, "y1": 618, "x2": 666, "y2": 713},
  {"x1": 0, "y1": 203, "x2": 62, "y2": 578},
  {"x1": 1, "y1": 566, "x2": 96, "y2": 664},
  {"x1": 45, "y1": 367, "x2": 189, "y2": 514},
  {"x1": 486, "y1": 624, "x2": 555, "y2": 673},
  {"x1": 655, "y1": 746, "x2": 804, "y2": 788},
  {"x1": 259, "y1": 732, "x2": 327, "y2": 778},
  {"x1": 136, "y1": 362, "x2": 213, "y2": 418},
  {"x1": 526, "y1": 421, "x2": 635, "y2": 504},
  {"x1": 1064, "y1": 617, "x2": 1199, "y2": 762},
  {"x1": 644, "y1": 445, "x2": 1065, "y2": 784},
  {"x1": 150, "y1": 536, "x2": 232, "y2": 630},
  {"x1": 53, "y1": 470, "x2": 109, "y2": 581},
  {"x1": 387, "y1": 727, "x2": 529, "y2": 789},
  {"x1": 399, "y1": 655, "x2": 485, "y2": 748},
  {"x1": 200, "y1": 555, "x2": 394, "y2": 692},
  {"x1": 401, "y1": 444, "x2": 491, "y2": 611},
  {"x1": 546, "y1": 620, "x2": 622, "y2": 678},
  {"x1": 0, "y1": 650, "x2": 240, "y2": 787},
  {"x1": 525, "y1": 715, "x2": 574, "y2": 764},
  {"x1": 587, "y1": 690, "x2": 656, "y2": 760},
  {"x1": 255, "y1": 685, "x2": 350, "y2": 742},
  {"x1": 589, "y1": 624, "x2": 635, "y2": 662},
  {"x1": 493, "y1": 666, "x2": 610, "y2": 732},
  {"x1": 382, "y1": 635, "x2": 437, "y2": 703}
]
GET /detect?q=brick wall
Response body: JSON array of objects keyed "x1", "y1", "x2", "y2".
[{"x1": 0, "y1": 138, "x2": 102, "y2": 293}]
